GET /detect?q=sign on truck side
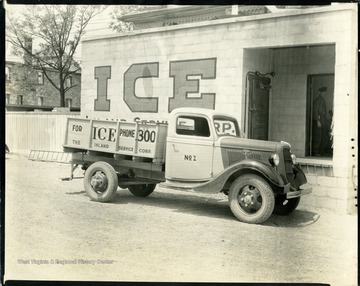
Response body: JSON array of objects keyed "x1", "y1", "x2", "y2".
[{"x1": 66, "y1": 118, "x2": 167, "y2": 159}]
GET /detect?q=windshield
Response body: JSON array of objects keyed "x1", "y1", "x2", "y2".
[{"x1": 213, "y1": 116, "x2": 240, "y2": 137}]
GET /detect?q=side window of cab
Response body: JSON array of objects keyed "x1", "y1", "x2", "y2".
[{"x1": 176, "y1": 116, "x2": 210, "y2": 137}]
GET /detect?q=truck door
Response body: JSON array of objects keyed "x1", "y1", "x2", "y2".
[{"x1": 166, "y1": 115, "x2": 214, "y2": 181}]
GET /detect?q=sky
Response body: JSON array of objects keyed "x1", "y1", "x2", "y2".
[{"x1": 5, "y1": 2, "x2": 117, "y2": 62}]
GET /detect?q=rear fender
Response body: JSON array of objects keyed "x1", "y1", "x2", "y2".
[{"x1": 194, "y1": 159, "x2": 286, "y2": 194}]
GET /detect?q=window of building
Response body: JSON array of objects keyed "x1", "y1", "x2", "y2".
[
  {"x1": 5, "y1": 67, "x2": 10, "y2": 81},
  {"x1": 17, "y1": 95, "x2": 23, "y2": 105},
  {"x1": 37, "y1": 97, "x2": 44, "y2": 106},
  {"x1": 176, "y1": 116, "x2": 210, "y2": 137},
  {"x1": 6, "y1": 93, "x2": 10, "y2": 104},
  {"x1": 66, "y1": 76, "x2": 72, "y2": 87},
  {"x1": 66, "y1": 98, "x2": 72, "y2": 107},
  {"x1": 37, "y1": 71, "x2": 44, "y2": 85}
]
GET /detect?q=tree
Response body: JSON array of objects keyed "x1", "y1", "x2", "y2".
[{"x1": 6, "y1": 5, "x2": 106, "y2": 107}]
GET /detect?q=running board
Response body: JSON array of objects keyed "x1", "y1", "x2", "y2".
[{"x1": 159, "y1": 180, "x2": 207, "y2": 192}]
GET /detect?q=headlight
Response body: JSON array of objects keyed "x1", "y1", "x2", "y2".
[
  {"x1": 291, "y1": 154, "x2": 297, "y2": 165},
  {"x1": 269, "y1": 154, "x2": 280, "y2": 166}
]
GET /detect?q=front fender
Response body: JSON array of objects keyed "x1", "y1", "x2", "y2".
[
  {"x1": 292, "y1": 164, "x2": 308, "y2": 188},
  {"x1": 194, "y1": 159, "x2": 286, "y2": 194}
]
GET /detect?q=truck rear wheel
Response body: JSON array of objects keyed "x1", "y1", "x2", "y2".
[
  {"x1": 228, "y1": 174, "x2": 275, "y2": 224},
  {"x1": 273, "y1": 196, "x2": 300, "y2": 215},
  {"x1": 84, "y1": 162, "x2": 118, "y2": 202},
  {"x1": 128, "y1": 184, "x2": 156, "y2": 197}
]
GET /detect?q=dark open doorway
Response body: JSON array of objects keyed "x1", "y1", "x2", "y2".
[{"x1": 306, "y1": 74, "x2": 334, "y2": 157}]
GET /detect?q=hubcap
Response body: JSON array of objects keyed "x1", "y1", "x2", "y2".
[
  {"x1": 237, "y1": 185, "x2": 262, "y2": 214},
  {"x1": 90, "y1": 171, "x2": 108, "y2": 193}
]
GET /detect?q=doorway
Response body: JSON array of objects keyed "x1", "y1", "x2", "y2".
[
  {"x1": 247, "y1": 74, "x2": 271, "y2": 140},
  {"x1": 306, "y1": 74, "x2": 334, "y2": 157}
]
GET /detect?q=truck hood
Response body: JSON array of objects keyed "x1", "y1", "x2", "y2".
[
  {"x1": 218, "y1": 137, "x2": 291, "y2": 168},
  {"x1": 219, "y1": 137, "x2": 288, "y2": 152}
]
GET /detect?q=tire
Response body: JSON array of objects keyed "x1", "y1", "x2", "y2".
[
  {"x1": 128, "y1": 184, "x2": 156, "y2": 197},
  {"x1": 84, "y1": 161, "x2": 118, "y2": 202},
  {"x1": 273, "y1": 196, "x2": 300, "y2": 215},
  {"x1": 228, "y1": 174, "x2": 275, "y2": 224}
]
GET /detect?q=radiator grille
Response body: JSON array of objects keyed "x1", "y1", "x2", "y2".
[
  {"x1": 283, "y1": 147, "x2": 294, "y2": 184},
  {"x1": 227, "y1": 149, "x2": 262, "y2": 164}
]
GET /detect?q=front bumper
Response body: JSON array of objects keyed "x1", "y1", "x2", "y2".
[{"x1": 286, "y1": 183, "x2": 312, "y2": 199}]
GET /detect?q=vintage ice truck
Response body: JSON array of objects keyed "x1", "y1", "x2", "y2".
[{"x1": 63, "y1": 107, "x2": 311, "y2": 224}]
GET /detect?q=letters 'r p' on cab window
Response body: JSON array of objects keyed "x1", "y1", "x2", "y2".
[{"x1": 176, "y1": 116, "x2": 210, "y2": 137}]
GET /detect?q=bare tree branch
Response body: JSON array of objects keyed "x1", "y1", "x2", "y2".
[{"x1": 6, "y1": 5, "x2": 106, "y2": 107}]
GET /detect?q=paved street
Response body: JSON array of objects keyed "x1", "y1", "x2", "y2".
[{"x1": 4, "y1": 154, "x2": 358, "y2": 285}]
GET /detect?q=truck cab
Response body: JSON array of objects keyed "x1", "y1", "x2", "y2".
[
  {"x1": 64, "y1": 107, "x2": 311, "y2": 224},
  {"x1": 166, "y1": 108, "x2": 232, "y2": 181}
]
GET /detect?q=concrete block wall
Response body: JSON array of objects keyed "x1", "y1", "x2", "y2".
[
  {"x1": 301, "y1": 174, "x2": 357, "y2": 214},
  {"x1": 81, "y1": 7, "x2": 356, "y2": 142},
  {"x1": 81, "y1": 23, "x2": 245, "y2": 123}
]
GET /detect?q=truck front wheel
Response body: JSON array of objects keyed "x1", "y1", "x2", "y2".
[
  {"x1": 84, "y1": 162, "x2": 118, "y2": 202},
  {"x1": 128, "y1": 184, "x2": 156, "y2": 197},
  {"x1": 228, "y1": 174, "x2": 275, "y2": 224}
]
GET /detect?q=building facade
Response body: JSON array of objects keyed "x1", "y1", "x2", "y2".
[
  {"x1": 5, "y1": 61, "x2": 81, "y2": 111},
  {"x1": 80, "y1": 4, "x2": 357, "y2": 213}
]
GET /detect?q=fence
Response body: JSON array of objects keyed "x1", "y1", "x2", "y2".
[{"x1": 5, "y1": 111, "x2": 81, "y2": 155}]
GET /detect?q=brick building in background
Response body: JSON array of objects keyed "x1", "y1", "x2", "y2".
[{"x1": 5, "y1": 61, "x2": 81, "y2": 111}]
